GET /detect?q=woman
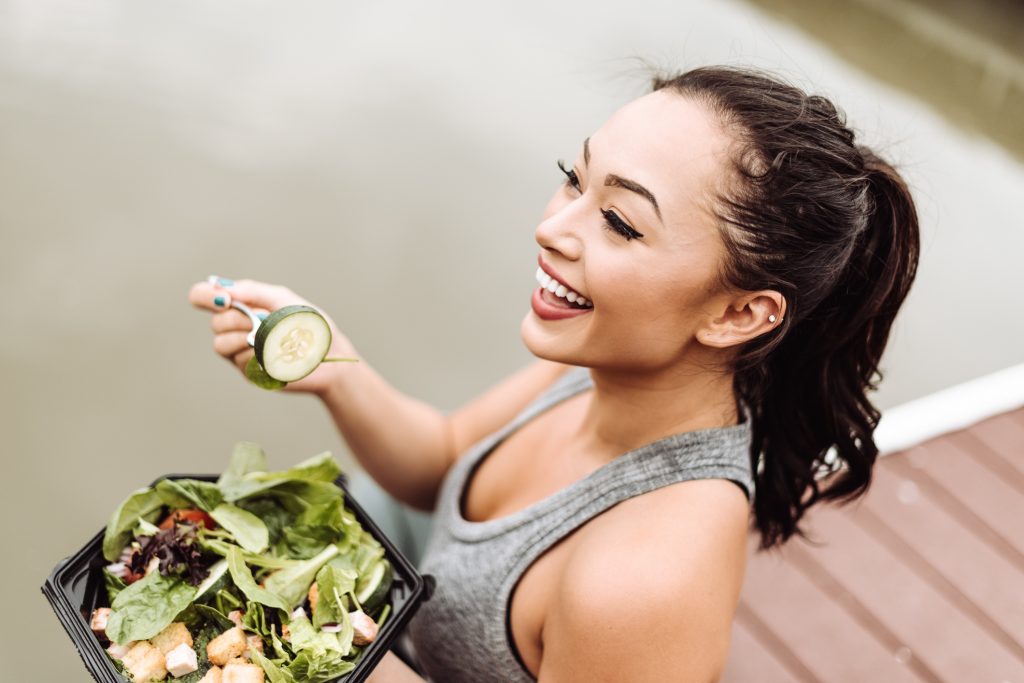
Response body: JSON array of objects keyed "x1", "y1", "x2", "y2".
[{"x1": 190, "y1": 65, "x2": 920, "y2": 682}]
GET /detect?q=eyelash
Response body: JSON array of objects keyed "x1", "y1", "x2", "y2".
[{"x1": 557, "y1": 159, "x2": 644, "y2": 241}]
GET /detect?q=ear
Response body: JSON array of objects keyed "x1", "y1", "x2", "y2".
[{"x1": 695, "y1": 290, "x2": 786, "y2": 349}]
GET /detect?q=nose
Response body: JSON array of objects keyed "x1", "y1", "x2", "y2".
[{"x1": 535, "y1": 200, "x2": 584, "y2": 261}]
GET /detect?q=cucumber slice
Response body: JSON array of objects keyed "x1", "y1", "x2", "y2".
[
  {"x1": 194, "y1": 559, "x2": 230, "y2": 602},
  {"x1": 355, "y1": 560, "x2": 392, "y2": 612},
  {"x1": 254, "y1": 305, "x2": 332, "y2": 382}
]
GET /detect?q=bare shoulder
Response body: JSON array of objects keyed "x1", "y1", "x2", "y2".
[
  {"x1": 537, "y1": 479, "x2": 751, "y2": 683},
  {"x1": 446, "y1": 360, "x2": 575, "y2": 464}
]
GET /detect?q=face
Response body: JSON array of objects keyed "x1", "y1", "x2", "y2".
[{"x1": 520, "y1": 90, "x2": 739, "y2": 373}]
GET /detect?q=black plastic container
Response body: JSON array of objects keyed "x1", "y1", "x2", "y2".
[{"x1": 43, "y1": 474, "x2": 433, "y2": 683}]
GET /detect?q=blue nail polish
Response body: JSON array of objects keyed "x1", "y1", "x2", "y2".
[
  {"x1": 257, "y1": 312, "x2": 269, "y2": 321},
  {"x1": 217, "y1": 277, "x2": 235, "y2": 287},
  {"x1": 214, "y1": 296, "x2": 226, "y2": 307}
]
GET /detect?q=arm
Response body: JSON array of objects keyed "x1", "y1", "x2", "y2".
[
  {"x1": 189, "y1": 277, "x2": 572, "y2": 511},
  {"x1": 317, "y1": 353, "x2": 571, "y2": 510},
  {"x1": 365, "y1": 652, "x2": 427, "y2": 683},
  {"x1": 536, "y1": 480, "x2": 750, "y2": 683}
]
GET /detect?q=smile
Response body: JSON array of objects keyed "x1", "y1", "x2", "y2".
[{"x1": 534, "y1": 267, "x2": 592, "y2": 308}]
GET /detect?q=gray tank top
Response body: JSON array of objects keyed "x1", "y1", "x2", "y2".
[{"x1": 406, "y1": 366, "x2": 755, "y2": 682}]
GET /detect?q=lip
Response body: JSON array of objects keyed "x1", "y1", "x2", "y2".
[
  {"x1": 537, "y1": 254, "x2": 581, "y2": 295},
  {"x1": 531, "y1": 287, "x2": 593, "y2": 321}
]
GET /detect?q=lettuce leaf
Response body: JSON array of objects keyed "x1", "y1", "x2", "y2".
[
  {"x1": 313, "y1": 564, "x2": 357, "y2": 629},
  {"x1": 250, "y1": 648, "x2": 298, "y2": 683},
  {"x1": 218, "y1": 442, "x2": 269, "y2": 489},
  {"x1": 105, "y1": 571, "x2": 197, "y2": 644},
  {"x1": 262, "y1": 544, "x2": 339, "y2": 610},
  {"x1": 220, "y1": 452, "x2": 341, "y2": 502},
  {"x1": 226, "y1": 546, "x2": 290, "y2": 611},
  {"x1": 102, "y1": 487, "x2": 164, "y2": 561}
]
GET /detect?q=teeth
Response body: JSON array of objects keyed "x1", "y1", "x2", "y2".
[{"x1": 534, "y1": 265, "x2": 593, "y2": 308}]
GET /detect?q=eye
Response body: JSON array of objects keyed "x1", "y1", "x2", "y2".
[
  {"x1": 557, "y1": 158, "x2": 645, "y2": 242},
  {"x1": 601, "y1": 209, "x2": 644, "y2": 241},
  {"x1": 557, "y1": 159, "x2": 581, "y2": 193}
]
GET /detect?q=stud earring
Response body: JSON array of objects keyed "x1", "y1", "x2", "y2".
[{"x1": 768, "y1": 314, "x2": 777, "y2": 323}]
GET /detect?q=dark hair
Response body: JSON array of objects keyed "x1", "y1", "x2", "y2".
[{"x1": 651, "y1": 66, "x2": 920, "y2": 551}]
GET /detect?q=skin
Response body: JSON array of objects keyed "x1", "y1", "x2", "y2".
[{"x1": 188, "y1": 90, "x2": 785, "y2": 682}]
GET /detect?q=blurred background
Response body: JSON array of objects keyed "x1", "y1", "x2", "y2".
[{"x1": 2, "y1": 0, "x2": 1022, "y2": 680}]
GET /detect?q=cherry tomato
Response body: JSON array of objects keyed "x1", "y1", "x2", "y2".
[{"x1": 158, "y1": 508, "x2": 217, "y2": 530}]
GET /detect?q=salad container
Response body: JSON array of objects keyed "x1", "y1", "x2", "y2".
[{"x1": 42, "y1": 473, "x2": 432, "y2": 683}]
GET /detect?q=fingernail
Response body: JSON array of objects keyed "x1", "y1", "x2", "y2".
[
  {"x1": 257, "y1": 312, "x2": 269, "y2": 321},
  {"x1": 214, "y1": 295, "x2": 228, "y2": 308},
  {"x1": 217, "y1": 277, "x2": 235, "y2": 287}
]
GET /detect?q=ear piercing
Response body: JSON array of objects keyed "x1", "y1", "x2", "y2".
[{"x1": 768, "y1": 314, "x2": 777, "y2": 323}]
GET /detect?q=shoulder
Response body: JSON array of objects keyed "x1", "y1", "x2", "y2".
[
  {"x1": 538, "y1": 479, "x2": 750, "y2": 683},
  {"x1": 446, "y1": 360, "x2": 576, "y2": 463}
]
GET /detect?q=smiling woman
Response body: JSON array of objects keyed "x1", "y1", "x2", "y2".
[{"x1": 189, "y1": 64, "x2": 919, "y2": 683}]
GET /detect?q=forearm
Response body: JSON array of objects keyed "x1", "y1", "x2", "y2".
[
  {"x1": 318, "y1": 356, "x2": 453, "y2": 511},
  {"x1": 366, "y1": 651, "x2": 427, "y2": 683}
]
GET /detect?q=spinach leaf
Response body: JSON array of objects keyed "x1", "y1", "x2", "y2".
[
  {"x1": 156, "y1": 478, "x2": 224, "y2": 512},
  {"x1": 237, "y1": 498, "x2": 296, "y2": 546},
  {"x1": 226, "y1": 546, "x2": 290, "y2": 611},
  {"x1": 105, "y1": 571, "x2": 197, "y2": 644},
  {"x1": 189, "y1": 603, "x2": 237, "y2": 631},
  {"x1": 102, "y1": 487, "x2": 164, "y2": 561},
  {"x1": 200, "y1": 537, "x2": 296, "y2": 569},
  {"x1": 211, "y1": 503, "x2": 269, "y2": 553}
]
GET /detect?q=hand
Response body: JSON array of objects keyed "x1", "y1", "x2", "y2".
[{"x1": 188, "y1": 276, "x2": 359, "y2": 398}]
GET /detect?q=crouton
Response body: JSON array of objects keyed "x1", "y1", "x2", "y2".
[
  {"x1": 222, "y1": 660, "x2": 265, "y2": 683},
  {"x1": 151, "y1": 622, "x2": 193, "y2": 654},
  {"x1": 350, "y1": 610, "x2": 379, "y2": 646},
  {"x1": 165, "y1": 642, "x2": 199, "y2": 678},
  {"x1": 106, "y1": 641, "x2": 135, "y2": 660},
  {"x1": 121, "y1": 641, "x2": 167, "y2": 682},
  {"x1": 279, "y1": 623, "x2": 290, "y2": 642},
  {"x1": 307, "y1": 582, "x2": 319, "y2": 612},
  {"x1": 197, "y1": 666, "x2": 223, "y2": 683},
  {"x1": 228, "y1": 610, "x2": 243, "y2": 627},
  {"x1": 90, "y1": 607, "x2": 111, "y2": 639},
  {"x1": 206, "y1": 627, "x2": 248, "y2": 666}
]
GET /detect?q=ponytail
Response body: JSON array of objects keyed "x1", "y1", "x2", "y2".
[{"x1": 652, "y1": 67, "x2": 921, "y2": 550}]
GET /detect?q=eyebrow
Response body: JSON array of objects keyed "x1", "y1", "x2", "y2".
[{"x1": 583, "y1": 137, "x2": 663, "y2": 223}]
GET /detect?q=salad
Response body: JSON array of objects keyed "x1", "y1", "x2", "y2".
[{"x1": 90, "y1": 444, "x2": 393, "y2": 682}]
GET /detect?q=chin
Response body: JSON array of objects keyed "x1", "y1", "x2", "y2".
[{"x1": 519, "y1": 313, "x2": 580, "y2": 365}]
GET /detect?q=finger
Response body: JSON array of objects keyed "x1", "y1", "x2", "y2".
[
  {"x1": 232, "y1": 347, "x2": 255, "y2": 372},
  {"x1": 210, "y1": 309, "x2": 268, "y2": 334},
  {"x1": 213, "y1": 331, "x2": 252, "y2": 359},
  {"x1": 189, "y1": 281, "x2": 232, "y2": 312},
  {"x1": 222, "y1": 278, "x2": 302, "y2": 312}
]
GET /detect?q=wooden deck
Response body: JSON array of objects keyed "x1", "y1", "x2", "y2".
[{"x1": 721, "y1": 407, "x2": 1024, "y2": 682}]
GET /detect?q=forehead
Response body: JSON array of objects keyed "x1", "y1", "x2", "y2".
[{"x1": 589, "y1": 91, "x2": 733, "y2": 225}]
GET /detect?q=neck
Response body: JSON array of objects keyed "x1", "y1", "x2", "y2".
[{"x1": 574, "y1": 362, "x2": 739, "y2": 458}]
